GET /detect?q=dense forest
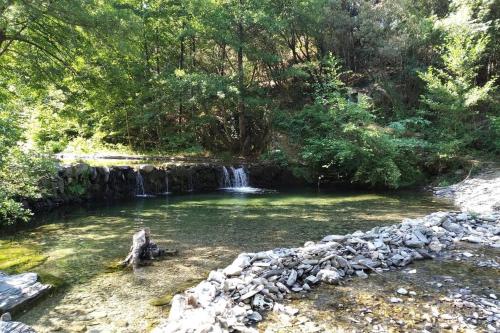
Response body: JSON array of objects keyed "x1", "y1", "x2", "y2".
[{"x1": 0, "y1": 0, "x2": 499, "y2": 224}]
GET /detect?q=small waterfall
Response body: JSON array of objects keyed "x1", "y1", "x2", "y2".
[
  {"x1": 136, "y1": 170, "x2": 155, "y2": 197},
  {"x1": 135, "y1": 171, "x2": 146, "y2": 197},
  {"x1": 232, "y1": 167, "x2": 248, "y2": 187},
  {"x1": 187, "y1": 170, "x2": 194, "y2": 192},
  {"x1": 220, "y1": 166, "x2": 259, "y2": 193},
  {"x1": 161, "y1": 172, "x2": 171, "y2": 195},
  {"x1": 165, "y1": 173, "x2": 170, "y2": 193},
  {"x1": 221, "y1": 166, "x2": 232, "y2": 187}
]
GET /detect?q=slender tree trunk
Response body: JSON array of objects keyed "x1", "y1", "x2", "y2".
[
  {"x1": 191, "y1": 36, "x2": 196, "y2": 68},
  {"x1": 155, "y1": 27, "x2": 161, "y2": 75},
  {"x1": 0, "y1": 29, "x2": 5, "y2": 50},
  {"x1": 190, "y1": 36, "x2": 196, "y2": 117},
  {"x1": 125, "y1": 109, "x2": 132, "y2": 148},
  {"x1": 220, "y1": 43, "x2": 226, "y2": 76},
  {"x1": 179, "y1": 34, "x2": 185, "y2": 69},
  {"x1": 237, "y1": 0, "x2": 247, "y2": 155},
  {"x1": 178, "y1": 25, "x2": 185, "y2": 129},
  {"x1": 291, "y1": 30, "x2": 298, "y2": 63}
]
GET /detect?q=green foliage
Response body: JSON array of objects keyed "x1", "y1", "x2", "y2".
[
  {"x1": 419, "y1": 2, "x2": 498, "y2": 161},
  {"x1": 0, "y1": 197, "x2": 32, "y2": 226},
  {"x1": 0, "y1": 96, "x2": 57, "y2": 226},
  {"x1": 66, "y1": 182, "x2": 87, "y2": 197},
  {"x1": 260, "y1": 149, "x2": 289, "y2": 168},
  {"x1": 276, "y1": 55, "x2": 407, "y2": 188},
  {"x1": 0, "y1": 0, "x2": 498, "y2": 195},
  {"x1": 0, "y1": 149, "x2": 57, "y2": 227}
]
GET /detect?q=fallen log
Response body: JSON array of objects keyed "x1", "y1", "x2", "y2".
[{"x1": 121, "y1": 228, "x2": 176, "y2": 269}]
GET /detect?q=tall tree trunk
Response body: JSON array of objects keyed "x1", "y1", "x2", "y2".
[
  {"x1": 178, "y1": 25, "x2": 185, "y2": 129},
  {"x1": 220, "y1": 43, "x2": 226, "y2": 76},
  {"x1": 191, "y1": 36, "x2": 196, "y2": 68},
  {"x1": 237, "y1": 0, "x2": 247, "y2": 155},
  {"x1": 190, "y1": 36, "x2": 196, "y2": 117}
]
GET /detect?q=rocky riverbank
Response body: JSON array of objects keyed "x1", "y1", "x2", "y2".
[
  {"x1": 153, "y1": 211, "x2": 499, "y2": 332},
  {"x1": 434, "y1": 166, "x2": 500, "y2": 214}
]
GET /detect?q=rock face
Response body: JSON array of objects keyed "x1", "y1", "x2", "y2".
[
  {"x1": 246, "y1": 163, "x2": 303, "y2": 188},
  {"x1": 0, "y1": 272, "x2": 51, "y2": 314},
  {"x1": 153, "y1": 212, "x2": 499, "y2": 333}
]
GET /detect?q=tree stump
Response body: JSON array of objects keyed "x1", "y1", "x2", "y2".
[{"x1": 121, "y1": 228, "x2": 175, "y2": 269}]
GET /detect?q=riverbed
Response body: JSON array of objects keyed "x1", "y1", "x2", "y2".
[{"x1": 2, "y1": 189, "x2": 455, "y2": 332}]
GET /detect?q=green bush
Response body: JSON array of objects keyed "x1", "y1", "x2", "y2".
[
  {"x1": 274, "y1": 55, "x2": 411, "y2": 188},
  {"x1": 0, "y1": 195, "x2": 32, "y2": 227},
  {"x1": 0, "y1": 148, "x2": 57, "y2": 227}
]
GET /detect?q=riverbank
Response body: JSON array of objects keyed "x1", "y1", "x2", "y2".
[{"x1": 434, "y1": 165, "x2": 500, "y2": 214}]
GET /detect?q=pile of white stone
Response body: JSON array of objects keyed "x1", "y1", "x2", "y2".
[
  {"x1": 153, "y1": 211, "x2": 499, "y2": 333},
  {"x1": 433, "y1": 168, "x2": 500, "y2": 214}
]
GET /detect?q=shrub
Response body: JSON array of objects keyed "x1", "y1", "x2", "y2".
[
  {"x1": 274, "y1": 55, "x2": 409, "y2": 188},
  {"x1": 0, "y1": 148, "x2": 57, "y2": 227}
]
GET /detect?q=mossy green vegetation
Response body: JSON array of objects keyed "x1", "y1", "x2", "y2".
[
  {"x1": 149, "y1": 294, "x2": 174, "y2": 307},
  {"x1": 0, "y1": 240, "x2": 67, "y2": 289},
  {"x1": 0, "y1": 240, "x2": 48, "y2": 274},
  {"x1": 104, "y1": 261, "x2": 126, "y2": 273},
  {"x1": 37, "y1": 272, "x2": 67, "y2": 289}
]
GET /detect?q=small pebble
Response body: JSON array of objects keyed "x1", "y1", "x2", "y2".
[
  {"x1": 397, "y1": 288, "x2": 408, "y2": 295},
  {"x1": 0, "y1": 312, "x2": 12, "y2": 322}
]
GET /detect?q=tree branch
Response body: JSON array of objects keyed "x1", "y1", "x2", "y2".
[{"x1": 5, "y1": 33, "x2": 74, "y2": 72}]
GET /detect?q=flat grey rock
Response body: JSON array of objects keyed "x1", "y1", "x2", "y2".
[
  {"x1": 0, "y1": 321, "x2": 36, "y2": 333},
  {"x1": 0, "y1": 272, "x2": 51, "y2": 314}
]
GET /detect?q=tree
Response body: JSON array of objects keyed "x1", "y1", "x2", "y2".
[{"x1": 419, "y1": 0, "x2": 497, "y2": 152}]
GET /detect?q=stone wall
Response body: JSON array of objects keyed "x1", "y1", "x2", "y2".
[{"x1": 27, "y1": 162, "x2": 304, "y2": 212}]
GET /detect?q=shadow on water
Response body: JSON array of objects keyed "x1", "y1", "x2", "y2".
[{"x1": 1, "y1": 188, "x2": 454, "y2": 331}]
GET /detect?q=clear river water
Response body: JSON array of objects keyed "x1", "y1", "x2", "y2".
[{"x1": 4, "y1": 189, "x2": 484, "y2": 332}]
